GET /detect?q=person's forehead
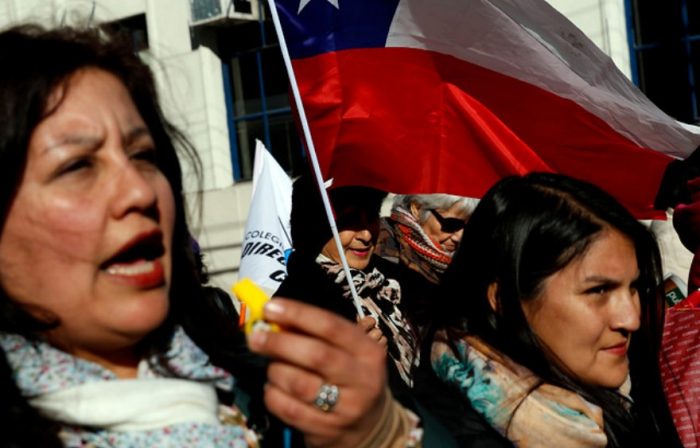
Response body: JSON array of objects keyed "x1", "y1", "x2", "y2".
[
  {"x1": 33, "y1": 70, "x2": 147, "y2": 137},
  {"x1": 436, "y1": 201, "x2": 470, "y2": 217}
]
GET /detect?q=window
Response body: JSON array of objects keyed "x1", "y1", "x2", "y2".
[
  {"x1": 202, "y1": 3, "x2": 304, "y2": 181},
  {"x1": 626, "y1": 0, "x2": 700, "y2": 124},
  {"x1": 101, "y1": 14, "x2": 149, "y2": 53}
]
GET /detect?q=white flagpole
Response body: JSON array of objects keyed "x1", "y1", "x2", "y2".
[{"x1": 266, "y1": 0, "x2": 365, "y2": 317}]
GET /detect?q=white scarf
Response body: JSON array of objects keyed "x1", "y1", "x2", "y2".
[
  {"x1": 1, "y1": 327, "x2": 257, "y2": 447},
  {"x1": 30, "y1": 377, "x2": 220, "y2": 431}
]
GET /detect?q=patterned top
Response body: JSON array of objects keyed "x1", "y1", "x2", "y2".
[
  {"x1": 317, "y1": 253, "x2": 420, "y2": 386},
  {"x1": 375, "y1": 207, "x2": 454, "y2": 285},
  {"x1": 432, "y1": 334, "x2": 612, "y2": 448},
  {"x1": 0, "y1": 327, "x2": 258, "y2": 448}
]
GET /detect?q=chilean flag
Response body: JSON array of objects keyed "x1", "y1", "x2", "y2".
[{"x1": 272, "y1": 0, "x2": 700, "y2": 218}]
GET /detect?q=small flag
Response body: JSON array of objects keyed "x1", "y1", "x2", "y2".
[{"x1": 238, "y1": 140, "x2": 293, "y2": 294}]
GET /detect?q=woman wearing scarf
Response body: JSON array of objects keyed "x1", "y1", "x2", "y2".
[
  {"x1": 0, "y1": 25, "x2": 421, "y2": 448},
  {"x1": 429, "y1": 173, "x2": 681, "y2": 447},
  {"x1": 375, "y1": 194, "x2": 484, "y2": 444},
  {"x1": 276, "y1": 175, "x2": 419, "y2": 391},
  {"x1": 375, "y1": 194, "x2": 477, "y2": 331}
]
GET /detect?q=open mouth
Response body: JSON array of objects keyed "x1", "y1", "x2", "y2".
[{"x1": 102, "y1": 231, "x2": 166, "y2": 287}]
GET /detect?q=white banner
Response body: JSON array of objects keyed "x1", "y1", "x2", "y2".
[{"x1": 238, "y1": 140, "x2": 293, "y2": 294}]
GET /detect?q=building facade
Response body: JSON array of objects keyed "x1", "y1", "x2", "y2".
[{"x1": 0, "y1": 0, "x2": 692, "y2": 290}]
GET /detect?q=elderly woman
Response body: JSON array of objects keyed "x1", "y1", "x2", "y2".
[
  {"x1": 429, "y1": 173, "x2": 681, "y2": 447},
  {"x1": 0, "y1": 25, "x2": 419, "y2": 447},
  {"x1": 376, "y1": 194, "x2": 477, "y2": 332},
  {"x1": 378, "y1": 195, "x2": 476, "y2": 280}
]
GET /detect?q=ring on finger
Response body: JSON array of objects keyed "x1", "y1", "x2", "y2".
[{"x1": 313, "y1": 383, "x2": 339, "y2": 413}]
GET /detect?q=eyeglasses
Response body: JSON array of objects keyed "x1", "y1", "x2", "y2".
[{"x1": 429, "y1": 209, "x2": 467, "y2": 233}]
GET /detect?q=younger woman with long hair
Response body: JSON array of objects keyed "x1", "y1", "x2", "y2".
[{"x1": 430, "y1": 173, "x2": 681, "y2": 447}]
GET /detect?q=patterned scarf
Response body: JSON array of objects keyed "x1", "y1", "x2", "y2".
[
  {"x1": 317, "y1": 254, "x2": 419, "y2": 386},
  {"x1": 0, "y1": 327, "x2": 258, "y2": 447},
  {"x1": 376, "y1": 206, "x2": 453, "y2": 284},
  {"x1": 431, "y1": 334, "x2": 631, "y2": 447}
]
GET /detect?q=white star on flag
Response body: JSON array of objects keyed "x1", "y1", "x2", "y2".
[{"x1": 298, "y1": 0, "x2": 339, "y2": 14}]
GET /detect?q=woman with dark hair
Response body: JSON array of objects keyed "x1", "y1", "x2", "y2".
[
  {"x1": 0, "y1": 24, "x2": 419, "y2": 447},
  {"x1": 428, "y1": 172, "x2": 681, "y2": 447}
]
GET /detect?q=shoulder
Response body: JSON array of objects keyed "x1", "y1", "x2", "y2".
[
  {"x1": 371, "y1": 254, "x2": 401, "y2": 279},
  {"x1": 375, "y1": 217, "x2": 401, "y2": 264},
  {"x1": 275, "y1": 253, "x2": 355, "y2": 321},
  {"x1": 415, "y1": 400, "x2": 512, "y2": 448},
  {"x1": 276, "y1": 252, "x2": 330, "y2": 298},
  {"x1": 409, "y1": 332, "x2": 512, "y2": 447},
  {"x1": 274, "y1": 252, "x2": 329, "y2": 299},
  {"x1": 0, "y1": 347, "x2": 63, "y2": 447},
  {"x1": 412, "y1": 360, "x2": 512, "y2": 447}
]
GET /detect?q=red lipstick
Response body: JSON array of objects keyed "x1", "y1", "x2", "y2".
[
  {"x1": 103, "y1": 230, "x2": 166, "y2": 288},
  {"x1": 105, "y1": 259, "x2": 165, "y2": 288},
  {"x1": 602, "y1": 343, "x2": 628, "y2": 357}
]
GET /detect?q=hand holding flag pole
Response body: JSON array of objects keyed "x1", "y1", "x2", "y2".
[{"x1": 266, "y1": 0, "x2": 365, "y2": 317}]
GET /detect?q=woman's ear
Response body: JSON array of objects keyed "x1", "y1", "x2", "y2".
[
  {"x1": 487, "y1": 282, "x2": 500, "y2": 314},
  {"x1": 409, "y1": 202, "x2": 422, "y2": 220}
]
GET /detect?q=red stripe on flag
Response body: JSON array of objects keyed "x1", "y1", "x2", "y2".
[{"x1": 293, "y1": 47, "x2": 672, "y2": 219}]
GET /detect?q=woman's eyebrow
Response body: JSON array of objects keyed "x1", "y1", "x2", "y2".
[
  {"x1": 124, "y1": 126, "x2": 152, "y2": 145},
  {"x1": 582, "y1": 275, "x2": 620, "y2": 285},
  {"x1": 42, "y1": 134, "x2": 102, "y2": 154},
  {"x1": 43, "y1": 127, "x2": 151, "y2": 155},
  {"x1": 583, "y1": 269, "x2": 641, "y2": 284}
]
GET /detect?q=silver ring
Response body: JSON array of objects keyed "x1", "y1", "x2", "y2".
[{"x1": 313, "y1": 383, "x2": 339, "y2": 412}]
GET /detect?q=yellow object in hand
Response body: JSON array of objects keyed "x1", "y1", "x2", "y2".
[{"x1": 232, "y1": 278, "x2": 280, "y2": 335}]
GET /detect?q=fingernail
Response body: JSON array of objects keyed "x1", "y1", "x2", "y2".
[
  {"x1": 264, "y1": 300, "x2": 285, "y2": 318},
  {"x1": 248, "y1": 329, "x2": 268, "y2": 350}
]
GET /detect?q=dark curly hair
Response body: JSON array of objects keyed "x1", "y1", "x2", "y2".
[{"x1": 0, "y1": 24, "x2": 265, "y2": 444}]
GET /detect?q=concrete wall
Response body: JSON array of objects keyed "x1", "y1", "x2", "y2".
[
  {"x1": 546, "y1": 0, "x2": 632, "y2": 79},
  {"x1": 187, "y1": 184, "x2": 252, "y2": 291},
  {"x1": 151, "y1": 47, "x2": 234, "y2": 192}
]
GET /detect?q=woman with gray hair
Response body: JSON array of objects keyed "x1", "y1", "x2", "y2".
[
  {"x1": 375, "y1": 194, "x2": 478, "y2": 416},
  {"x1": 377, "y1": 194, "x2": 478, "y2": 285},
  {"x1": 374, "y1": 193, "x2": 477, "y2": 369}
]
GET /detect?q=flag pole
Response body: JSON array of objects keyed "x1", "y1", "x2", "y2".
[{"x1": 266, "y1": 0, "x2": 365, "y2": 317}]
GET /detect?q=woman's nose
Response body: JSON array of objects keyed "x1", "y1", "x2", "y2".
[
  {"x1": 355, "y1": 228, "x2": 372, "y2": 242},
  {"x1": 110, "y1": 160, "x2": 159, "y2": 219},
  {"x1": 611, "y1": 290, "x2": 641, "y2": 333}
]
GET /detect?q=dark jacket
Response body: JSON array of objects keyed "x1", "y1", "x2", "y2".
[
  {"x1": 275, "y1": 250, "x2": 359, "y2": 321},
  {"x1": 385, "y1": 261, "x2": 439, "y2": 337},
  {"x1": 276, "y1": 251, "x2": 465, "y2": 447},
  {"x1": 275, "y1": 251, "x2": 413, "y2": 397}
]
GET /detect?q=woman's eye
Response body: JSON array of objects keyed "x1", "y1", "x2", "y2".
[
  {"x1": 58, "y1": 157, "x2": 92, "y2": 175},
  {"x1": 629, "y1": 281, "x2": 640, "y2": 296},
  {"x1": 131, "y1": 148, "x2": 159, "y2": 167},
  {"x1": 585, "y1": 285, "x2": 610, "y2": 296}
]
